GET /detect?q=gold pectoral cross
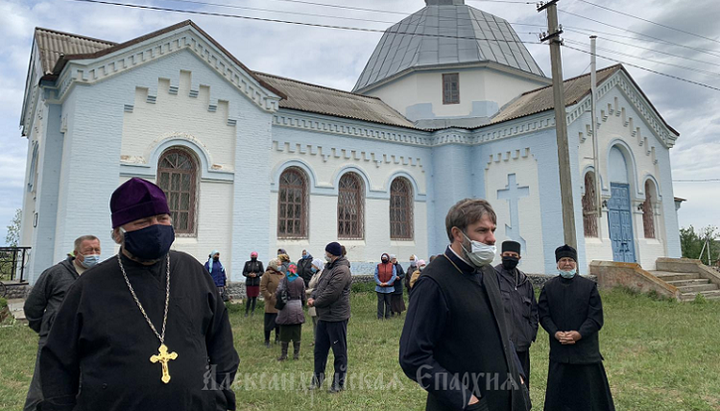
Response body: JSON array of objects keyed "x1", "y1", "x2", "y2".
[{"x1": 150, "y1": 344, "x2": 178, "y2": 384}]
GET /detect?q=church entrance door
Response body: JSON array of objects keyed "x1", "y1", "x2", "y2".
[{"x1": 608, "y1": 183, "x2": 636, "y2": 263}]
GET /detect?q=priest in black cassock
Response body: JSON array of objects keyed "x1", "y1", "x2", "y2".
[
  {"x1": 538, "y1": 244, "x2": 615, "y2": 411},
  {"x1": 39, "y1": 177, "x2": 240, "y2": 411},
  {"x1": 399, "y1": 199, "x2": 531, "y2": 411}
]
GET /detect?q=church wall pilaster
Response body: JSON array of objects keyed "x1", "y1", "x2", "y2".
[
  {"x1": 28, "y1": 103, "x2": 64, "y2": 283},
  {"x1": 52, "y1": 84, "x2": 125, "y2": 266}
]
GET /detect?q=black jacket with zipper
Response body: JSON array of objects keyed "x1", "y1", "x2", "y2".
[{"x1": 493, "y1": 264, "x2": 539, "y2": 352}]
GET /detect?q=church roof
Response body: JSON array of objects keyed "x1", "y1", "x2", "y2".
[
  {"x1": 255, "y1": 73, "x2": 417, "y2": 129},
  {"x1": 28, "y1": 21, "x2": 676, "y2": 135},
  {"x1": 488, "y1": 64, "x2": 679, "y2": 136},
  {"x1": 34, "y1": 27, "x2": 117, "y2": 75},
  {"x1": 490, "y1": 65, "x2": 621, "y2": 125},
  {"x1": 353, "y1": 0, "x2": 546, "y2": 93}
]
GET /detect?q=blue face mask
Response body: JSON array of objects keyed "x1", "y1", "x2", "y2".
[
  {"x1": 122, "y1": 224, "x2": 175, "y2": 261},
  {"x1": 80, "y1": 254, "x2": 101, "y2": 269},
  {"x1": 559, "y1": 268, "x2": 577, "y2": 279},
  {"x1": 311, "y1": 267, "x2": 319, "y2": 274}
]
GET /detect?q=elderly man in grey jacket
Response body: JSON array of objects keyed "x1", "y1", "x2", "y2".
[
  {"x1": 22, "y1": 235, "x2": 101, "y2": 411},
  {"x1": 307, "y1": 241, "x2": 352, "y2": 393}
]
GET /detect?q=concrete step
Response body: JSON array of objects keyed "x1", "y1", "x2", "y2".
[
  {"x1": 6, "y1": 299, "x2": 27, "y2": 323},
  {"x1": 680, "y1": 289, "x2": 720, "y2": 301},
  {"x1": 666, "y1": 279, "x2": 711, "y2": 287},
  {"x1": 676, "y1": 284, "x2": 719, "y2": 293},
  {"x1": 650, "y1": 271, "x2": 700, "y2": 282}
]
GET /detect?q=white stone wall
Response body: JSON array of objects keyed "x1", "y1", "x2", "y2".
[
  {"x1": 121, "y1": 72, "x2": 237, "y2": 169},
  {"x1": 270, "y1": 125, "x2": 430, "y2": 270},
  {"x1": 484, "y1": 148, "x2": 544, "y2": 273},
  {"x1": 366, "y1": 68, "x2": 547, "y2": 120}
]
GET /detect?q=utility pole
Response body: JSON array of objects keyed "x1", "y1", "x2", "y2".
[{"x1": 538, "y1": 0, "x2": 577, "y2": 249}]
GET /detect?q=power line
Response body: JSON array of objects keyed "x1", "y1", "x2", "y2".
[
  {"x1": 559, "y1": 8, "x2": 720, "y2": 60},
  {"x1": 561, "y1": 44, "x2": 720, "y2": 92},
  {"x1": 63, "y1": 0, "x2": 720, "y2": 95},
  {"x1": 575, "y1": 0, "x2": 720, "y2": 46},
  {"x1": 563, "y1": 33, "x2": 720, "y2": 69},
  {"x1": 65, "y1": 0, "x2": 542, "y2": 45},
  {"x1": 673, "y1": 179, "x2": 720, "y2": 183},
  {"x1": 165, "y1": 0, "x2": 546, "y2": 29},
  {"x1": 163, "y1": 0, "x2": 398, "y2": 24},
  {"x1": 176, "y1": 0, "x2": 409, "y2": 16},
  {"x1": 564, "y1": 39, "x2": 720, "y2": 79}
]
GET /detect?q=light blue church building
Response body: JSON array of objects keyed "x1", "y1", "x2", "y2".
[{"x1": 19, "y1": 0, "x2": 681, "y2": 282}]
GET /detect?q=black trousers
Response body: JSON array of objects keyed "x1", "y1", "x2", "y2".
[
  {"x1": 264, "y1": 313, "x2": 279, "y2": 342},
  {"x1": 516, "y1": 350, "x2": 531, "y2": 388},
  {"x1": 376, "y1": 292, "x2": 393, "y2": 319},
  {"x1": 313, "y1": 319, "x2": 348, "y2": 388},
  {"x1": 24, "y1": 341, "x2": 45, "y2": 411}
]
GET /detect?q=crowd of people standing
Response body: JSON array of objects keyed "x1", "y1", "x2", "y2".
[{"x1": 20, "y1": 176, "x2": 615, "y2": 411}]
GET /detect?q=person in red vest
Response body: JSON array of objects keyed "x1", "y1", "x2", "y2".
[{"x1": 374, "y1": 252, "x2": 397, "y2": 319}]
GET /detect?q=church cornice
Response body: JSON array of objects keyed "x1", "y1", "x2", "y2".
[{"x1": 46, "y1": 25, "x2": 282, "y2": 112}]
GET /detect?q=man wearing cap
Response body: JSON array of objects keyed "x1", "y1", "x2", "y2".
[
  {"x1": 39, "y1": 177, "x2": 239, "y2": 411},
  {"x1": 494, "y1": 241, "x2": 538, "y2": 385},
  {"x1": 307, "y1": 242, "x2": 352, "y2": 393},
  {"x1": 538, "y1": 244, "x2": 615, "y2": 411}
]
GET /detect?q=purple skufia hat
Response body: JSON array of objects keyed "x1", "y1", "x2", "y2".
[{"x1": 111, "y1": 177, "x2": 170, "y2": 228}]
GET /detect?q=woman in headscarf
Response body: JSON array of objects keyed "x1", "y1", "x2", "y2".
[
  {"x1": 275, "y1": 263, "x2": 306, "y2": 361},
  {"x1": 204, "y1": 250, "x2": 227, "y2": 299},
  {"x1": 404, "y1": 254, "x2": 417, "y2": 290},
  {"x1": 242, "y1": 251, "x2": 264, "y2": 317},
  {"x1": 408, "y1": 259, "x2": 426, "y2": 291},
  {"x1": 305, "y1": 258, "x2": 325, "y2": 346},
  {"x1": 260, "y1": 258, "x2": 285, "y2": 347},
  {"x1": 278, "y1": 253, "x2": 291, "y2": 277}
]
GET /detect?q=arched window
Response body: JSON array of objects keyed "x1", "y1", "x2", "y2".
[
  {"x1": 390, "y1": 177, "x2": 414, "y2": 240},
  {"x1": 337, "y1": 173, "x2": 364, "y2": 239},
  {"x1": 643, "y1": 180, "x2": 656, "y2": 239},
  {"x1": 278, "y1": 167, "x2": 308, "y2": 239},
  {"x1": 157, "y1": 148, "x2": 197, "y2": 234},
  {"x1": 582, "y1": 171, "x2": 598, "y2": 238}
]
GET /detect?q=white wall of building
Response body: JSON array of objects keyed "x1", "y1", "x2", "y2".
[{"x1": 366, "y1": 68, "x2": 547, "y2": 121}]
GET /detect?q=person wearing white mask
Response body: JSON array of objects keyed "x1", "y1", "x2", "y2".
[
  {"x1": 305, "y1": 258, "x2": 325, "y2": 346},
  {"x1": 399, "y1": 199, "x2": 530, "y2": 411},
  {"x1": 22, "y1": 235, "x2": 101, "y2": 411},
  {"x1": 538, "y1": 244, "x2": 614, "y2": 411}
]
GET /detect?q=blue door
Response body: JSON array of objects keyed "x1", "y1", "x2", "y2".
[{"x1": 608, "y1": 183, "x2": 636, "y2": 262}]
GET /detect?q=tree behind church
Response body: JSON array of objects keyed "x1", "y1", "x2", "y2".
[
  {"x1": 680, "y1": 225, "x2": 719, "y2": 266},
  {"x1": 4, "y1": 208, "x2": 21, "y2": 247}
]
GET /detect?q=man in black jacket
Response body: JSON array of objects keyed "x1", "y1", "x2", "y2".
[
  {"x1": 494, "y1": 240, "x2": 538, "y2": 385},
  {"x1": 307, "y1": 241, "x2": 352, "y2": 393},
  {"x1": 400, "y1": 199, "x2": 530, "y2": 411},
  {"x1": 538, "y1": 244, "x2": 615, "y2": 411},
  {"x1": 22, "y1": 235, "x2": 101, "y2": 411}
]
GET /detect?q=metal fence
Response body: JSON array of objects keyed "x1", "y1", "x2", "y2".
[{"x1": 0, "y1": 247, "x2": 31, "y2": 283}]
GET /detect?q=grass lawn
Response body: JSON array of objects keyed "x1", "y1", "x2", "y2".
[{"x1": 1, "y1": 287, "x2": 719, "y2": 410}]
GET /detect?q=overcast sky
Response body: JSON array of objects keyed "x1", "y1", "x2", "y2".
[{"x1": 1, "y1": 0, "x2": 718, "y2": 245}]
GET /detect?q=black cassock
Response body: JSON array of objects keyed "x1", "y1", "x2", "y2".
[
  {"x1": 40, "y1": 251, "x2": 239, "y2": 411},
  {"x1": 538, "y1": 275, "x2": 615, "y2": 411}
]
